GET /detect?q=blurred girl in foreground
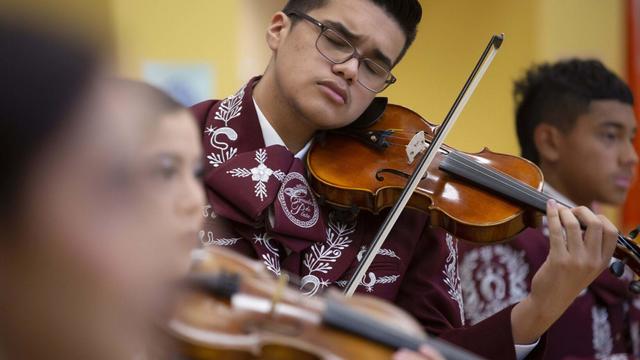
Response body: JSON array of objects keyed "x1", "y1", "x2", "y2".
[
  {"x1": 118, "y1": 80, "x2": 206, "y2": 257},
  {"x1": 0, "y1": 23, "x2": 202, "y2": 359}
]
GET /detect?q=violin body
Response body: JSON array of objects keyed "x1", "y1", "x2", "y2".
[
  {"x1": 166, "y1": 248, "x2": 430, "y2": 360},
  {"x1": 307, "y1": 104, "x2": 544, "y2": 244}
]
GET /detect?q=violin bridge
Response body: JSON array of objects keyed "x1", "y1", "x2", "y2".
[{"x1": 406, "y1": 131, "x2": 428, "y2": 164}]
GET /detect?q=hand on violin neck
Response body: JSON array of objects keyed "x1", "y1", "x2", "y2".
[{"x1": 510, "y1": 199, "x2": 618, "y2": 345}]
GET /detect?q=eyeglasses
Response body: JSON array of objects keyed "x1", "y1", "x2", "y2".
[{"x1": 286, "y1": 11, "x2": 397, "y2": 93}]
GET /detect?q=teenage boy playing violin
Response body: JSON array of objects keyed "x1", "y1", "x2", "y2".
[
  {"x1": 193, "y1": 1, "x2": 619, "y2": 358},
  {"x1": 457, "y1": 59, "x2": 639, "y2": 359}
]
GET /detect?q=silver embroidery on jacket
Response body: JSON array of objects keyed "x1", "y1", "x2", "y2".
[
  {"x1": 356, "y1": 246, "x2": 401, "y2": 261},
  {"x1": 253, "y1": 232, "x2": 281, "y2": 276},
  {"x1": 277, "y1": 172, "x2": 320, "y2": 228},
  {"x1": 334, "y1": 274, "x2": 401, "y2": 293},
  {"x1": 333, "y1": 245, "x2": 401, "y2": 293},
  {"x1": 206, "y1": 84, "x2": 246, "y2": 168},
  {"x1": 226, "y1": 148, "x2": 286, "y2": 201},
  {"x1": 443, "y1": 233, "x2": 465, "y2": 326},
  {"x1": 300, "y1": 212, "x2": 355, "y2": 296},
  {"x1": 592, "y1": 305, "x2": 613, "y2": 359},
  {"x1": 198, "y1": 231, "x2": 241, "y2": 247},
  {"x1": 460, "y1": 244, "x2": 529, "y2": 325},
  {"x1": 202, "y1": 205, "x2": 216, "y2": 219}
]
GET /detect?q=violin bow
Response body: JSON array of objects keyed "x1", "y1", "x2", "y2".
[{"x1": 344, "y1": 34, "x2": 505, "y2": 297}]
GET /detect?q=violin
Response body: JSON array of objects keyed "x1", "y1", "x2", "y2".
[
  {"x1": 306, "y1": 102, "x2": 640, "y2": 283},
  {"x1": 166, "y1": 247, "x2": 484, "y2": 359},
  {"x1": 304, "y1": 34, "x2": 640, "y2": 296},
  {"x1": 309, "y1": 103, "x2": 543, "y2": 244}
]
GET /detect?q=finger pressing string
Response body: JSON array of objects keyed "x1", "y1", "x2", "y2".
[
  {"x1": 547, "y1": 199, "x2": 569, "y2": 255},
  {"x1": 558, "y1": 206, "x2": 583, "y2": 254}
]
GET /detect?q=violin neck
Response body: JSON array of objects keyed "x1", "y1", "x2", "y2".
[
  {"x1": 439, "y1": 151, "x2": 640, "y2": 260},
  {"x1": 439, "y1": 150, "x2": 551, "y2": 213},
  {"x1": 322, "y1": 300, "x2": 485, "y2": 360}
]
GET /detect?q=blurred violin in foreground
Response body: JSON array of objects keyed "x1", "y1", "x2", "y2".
[{"x1": 165, "y1": 247, "x2": 483, "y2": 360}]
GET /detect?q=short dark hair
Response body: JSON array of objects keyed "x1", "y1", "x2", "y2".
[
  {"x1": 0, "y1": 22, "x2": 99, "y2": 219},
  {"x1": 514, "y1": 58, "x2": 634, "y2": 164},
  {"x1": 282, "y1": 0, "x2": 422, "y2": 64}
]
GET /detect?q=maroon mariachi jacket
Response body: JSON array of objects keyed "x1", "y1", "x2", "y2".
[
  {"x1": 457, "y1": 225, "x2": 640, "y2": 360},
  {"x1": 192, "y1": 78, "x2": 545, "y2": 359}
]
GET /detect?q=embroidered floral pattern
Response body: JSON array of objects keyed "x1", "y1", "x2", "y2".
[
  {"x1": 300, "y1": 212, "x2": 355, "y2": 296},
  {"x1": 336, "y1": 246, "x2": 402, "y2": 293},
  {"x1": 206, "y1": 85, "x2": 245, "y2": 168},
  {"x1": 277, "y1": 172, "x2": 320, "y2": 228},
  {"x1": 460, "y1": 244, "x2": 529, "y2": 325},
  {"x1": 443, "y1": 233, "x2": 465, "y2": 326},
  {"x1": 202, "y1": 205, "x2": 216, "y2": 219},
  {"x1": 198, "y1": 231, "x2": 241, "y2": 247},
  {"x1": 253, "y1": 232, "x2": 281, "y2": 276},
  {"x1": 226, "y1": 149, "x2": 285, "y2": 201},
  {"x1": 356, "y1": 245, "x2": 401, "y2": 261},
  {"x1": 335, "y1": 274, "x2": 400, "y2": 293},
  {"x1": 592, "y1": 305, "x2": 613, "y2": 359}
]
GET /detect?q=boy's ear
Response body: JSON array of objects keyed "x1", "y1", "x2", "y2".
[
  {"x1": 534, "y1": 123, "x2": 563, "y2": 163},
  {"x1": 266, "y1": 12, "x2": 291, "y2": 51}
]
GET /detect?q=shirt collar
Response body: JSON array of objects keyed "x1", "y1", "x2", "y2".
[{"x1": 253, "y1": 97, "x2": 312, "y2": 159}]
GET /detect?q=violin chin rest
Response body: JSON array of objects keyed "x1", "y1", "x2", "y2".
[{"x1": 346, "y1": 97, "x2": 388, "y2": 129}]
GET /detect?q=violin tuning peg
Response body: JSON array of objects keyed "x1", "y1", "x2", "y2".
[
  {"x1": 610, "y1": 261, "x2": 626, "y2": 278},
  {"x1": 629, "y1": 280, "x2": 640, "y2": 295},
  {"x1": 629, "y1": 225, "x2": 640, "y2": 240}
]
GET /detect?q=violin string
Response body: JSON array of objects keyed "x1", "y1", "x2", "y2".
[
  {"x1": 384, "y1": 135, "x2": 418, "y2": 140},
  {"x1": 384, "y1": 142, "x2": 411, "y2": 147},
  {"x1": 445, "y1": 152, "x2": 640, "y2": 258},
  {"x1": 370, "y1": 129, "x2": 640, "y2": 260},
  {"x1": 354, "y1": 128, "x2": 640, "y2": 259},
  {"x1": 374, "y1": 138, "x2": 575, "y2": 215},
  {"x1": 445, "y1": 153, "x2": 550, "y2": 216},
  {"x1": 372, "y1": 135, "x2": 448, "y2": 150},
  {"x1": 378, "y1": 141, "x2": 452, "y2": 158},
  {"x1": 446, "y1": 152, "x2": 547, "y2": 205},
  {"x1": 386, "y1": 129, "x2": 425, "y2": 134}
]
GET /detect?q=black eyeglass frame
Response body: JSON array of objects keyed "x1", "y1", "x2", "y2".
[{"x1": 286, "y1": 10, "x2": 397, "y2": 93}]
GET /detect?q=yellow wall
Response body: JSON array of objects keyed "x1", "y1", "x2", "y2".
[
  {"x1": 4, "y1": 0, "x2": 627, "y2": 221},
  {"x1": 0, "y1": 0, "x2": 113, "y2": 47},
  {"x1": 111, "y1": 0, "x2": 242, "y2": 98},
  {"x1": 386, "y1": 0, "x2": 625, "y2": 155},
  {"x1": 386, "y1": 1, "x2": 538, "y2": 154},
  {"x1": 535, "y1": 0, "x2": 625, "y2": 74},
  {"x1": 106, "y1": 0, "x2": 625, "y2": 155},
  {"x1": 237, "y1": 0, "x2": 287, "y2": 81},
  {"x1": 4, "y1": 0, "x2": 625, "y2": 151},
  {"x1": 111, "y1": 0, "x2": 285, "y2": 99}
]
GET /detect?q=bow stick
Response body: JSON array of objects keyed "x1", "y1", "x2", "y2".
[{"x1": 344, "y1": 34, "x2": 505, "y2": 297}]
